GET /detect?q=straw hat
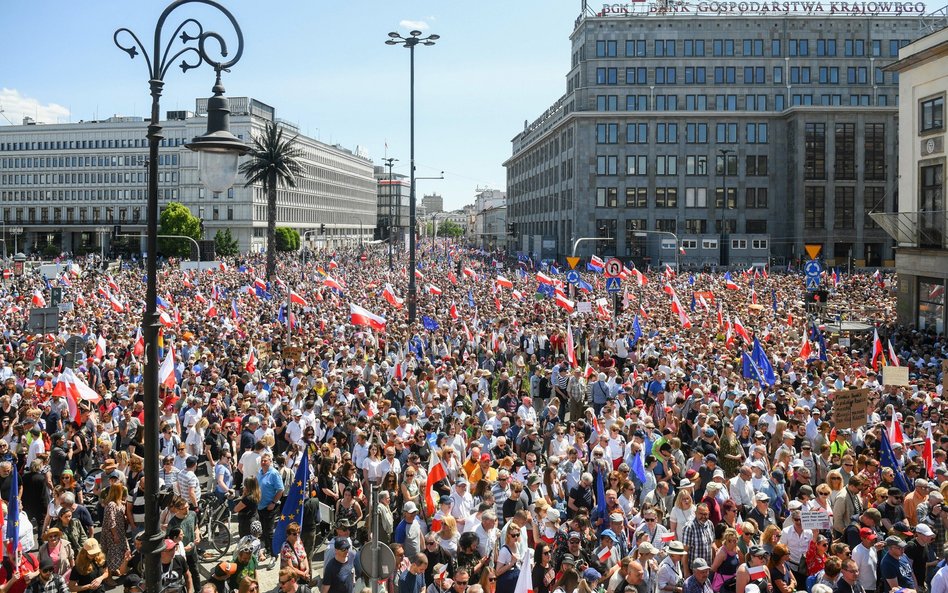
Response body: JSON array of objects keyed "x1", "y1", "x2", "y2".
[
  {"x1": 83, "y1": 538, "x2": 102, "y2": 556},
  {"x1": 42, "y1": 527, "x2": 62, "y2": 542}
]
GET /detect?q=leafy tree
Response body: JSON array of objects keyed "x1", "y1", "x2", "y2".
[
  {"x1": 274, "y1": 227, "x2": 300, "y2": 251},
  {"x1": 158, "y1": 202, "x2": 201, "y2": 258},
  {"x1": 238, "y1": 122, "x2": 304, "y2": 280},
  {"x1": 438, "y1": 220, "x2": 464, "y2": 238},
  {"x1": 214, "y1": 228, "x2": 239, "y2": 257}
]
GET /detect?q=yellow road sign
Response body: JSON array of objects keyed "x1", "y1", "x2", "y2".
[
  {"x1": 566, "y1": 257, "x2": 580, "y2": 269},
  {"x1": 804, "y1": 244, "x2": 822, "y2": 260}
]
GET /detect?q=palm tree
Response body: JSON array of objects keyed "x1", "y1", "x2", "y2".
[{"x1": 239, "y1": 122, "x2": 304, "y2": 280}]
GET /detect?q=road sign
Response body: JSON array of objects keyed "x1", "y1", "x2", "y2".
[
  {"x1": 61, "y1": 336, "x2": 87, "y2": 369},
  {"x1": 605, "y1": 277, "x2": 622, "y2": 293},
  {"x1": 804, "y1": 259, "x2": 822, "y2": 277},
  {"x1": 566, "y1": 256, "x2": 580, "y2": 269},
  {"x1": 805, "y1": 276, "x2": 820, "y2": 290},
  {"x1": 28, "y1": 307, "x2": 59, "y2": 335},
  {"x1": 566, "y1": 270, "x2": 580, "y2": 285},
  {"x1": 805, "y1": 244, "x2": 823, "y2": 260},
  {"x1": 604, "y1": 258, "x2": 623, "y2": 278}
]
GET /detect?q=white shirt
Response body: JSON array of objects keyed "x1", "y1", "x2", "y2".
[
  {"x1": 238, "y1": 450, "x2": 260, "y2": 479},
  {"x1": 285, "y1": 420, "x2": 303, "y2": 447},
  {"x1": 729, "y1": 476, "x2": 755, "y2": 508},
  {"x1": 779, "y1": 525, "x2": 813, "y2": 564},
  {"x1": 852, "y1": 542, "x2": 878, "y2": 590}
]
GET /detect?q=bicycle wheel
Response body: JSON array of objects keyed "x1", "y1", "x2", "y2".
[{"x1": 209, "y1": 519, "x2": 232, "y2": 558}]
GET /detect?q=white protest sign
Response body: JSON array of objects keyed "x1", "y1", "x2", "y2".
[{"x1": 800, "y1": 510, "x2": 830, "y2": 530}]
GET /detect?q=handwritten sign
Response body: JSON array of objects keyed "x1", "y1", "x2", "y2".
[
  {"x1": 283, "y1": 346, "x2": 304, "y2": 362},
  {"x1": 883, "y1": 366, "x2": 910, "y2": 386},
  {"x1": 577, "y1": 302, "x2": 592, "y2": 314},
  {"x1": 800, "y1": 510, "x2": 830, "y2": 530},
  {"x1": 832, "y1": 388, "x2": 870, "y2": 430}
]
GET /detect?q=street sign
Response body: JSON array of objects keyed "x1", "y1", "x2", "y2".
[
  {"x1": 804, "y1": 260, "x2": 822, "y2": 276},
  {"x1": 566, "y1": 270, "x2": 580, "y2": 285},
  {"x1": 61, "y1": 336, "x2": 87, "y2": 369},
  {"x1": 605, "y1": 277, "x2": 622, "y2": 293},
  {"x1": 566, "y1": 256, "x2": 580, "y2": 269},
  {"x1": 28, "y1": 307, "x2": 59, "y2": 335},
  {"x1": 604, "y1": 258, "x2": 623, "y2": 278},
  {"x1": 805, "y1": 276, "x2": 820, "y2": 290},
  {"x1": 805, "y1": 244, "x2": 823, "y2": 260}
]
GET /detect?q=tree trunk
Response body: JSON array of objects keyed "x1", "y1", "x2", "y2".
[{"x1": 266, "y1": 170, "x2": 277, "y2": 280}]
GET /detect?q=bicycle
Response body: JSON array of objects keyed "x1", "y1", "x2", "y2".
[{"x1": 197, "y1": 491, "x2": 234, "y2": 560}]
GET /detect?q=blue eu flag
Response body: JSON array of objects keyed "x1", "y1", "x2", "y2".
[
  {"x1": 272, "y1": 453, "x2": 310, "y2": 556},
  {"x1": 422, "y1": 316, "x2": 440, "y2": 331},
  {"x1": 880, "y1": 429, "x2": 910, "y2": 493}
]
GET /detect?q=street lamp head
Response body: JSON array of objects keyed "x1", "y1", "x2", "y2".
[
  {"x1": 185, "y1": 72, "x2": 250, "y2": 194},
  {"x1": 410, "y1": 30, "x2": 423, "y2": 36},
  {"x1": 427, "y1": 34, "x2": 440, "y2": 41},
  {"x1": 423, "y1": 41, "x2": 436, "y2": 46},
  {"x1": 385, "y1": 39, "x2": 398, "y2": 45},
  {"x1": 388, "y1": 31, "x2": 401, "y2": 38}
]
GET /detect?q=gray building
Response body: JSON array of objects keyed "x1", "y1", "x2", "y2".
[
  {"x1": 0, "y1": 97, "x2": 376, "y2": 255},
  {"x1": 374, "y1": 165, "x2": 409, "y2": 245},
  {"x1": 504, "y1": 6, "x2": 924, "y2": 269},
  {"x1": 422, "y1": 193, "x2": 444, "y2": 214}
]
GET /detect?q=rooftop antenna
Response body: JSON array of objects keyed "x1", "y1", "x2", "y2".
[{"x1": 0, "y1": 103, "x2": 15, "y2": 125}]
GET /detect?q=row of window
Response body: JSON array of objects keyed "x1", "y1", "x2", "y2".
[
  {"x1": 598, "y1": 65, "x2": 893, "y2": 86},
  {"x1": 595, "y1": 38, "x2": 911, "y2": 59},
  {"x1": 2, "y1": 171, "x2": 178, "y2": 186},
  {"x1": 595, "y1": 217, "x2": 769, "y2": 236},
  {"x1": 595, "y1": 186, "x2": 766, "y2": 209},
  {"x1": 597, "y1": 122, "x2": 768, "y2": 145},
  {"x1": 803, "y1": 123, "x2": 887, "y2": 181},
  {"x1": 0, "y1": 137, "x2": 189, "y2": 152},
  {"x1": 597, "y1": 154, "x2": 769, "y2": 177},
  {"x1": 598, "y1": 92, "x2": 890, "y2": 113},
  {"x1": 802, "y1": 185, "x2": 886, "y2": 230},
  {"x1": 1, "y1": 154, "x2": 178, "y2": 169},
  {"x1": 1, "y1": 187, "x2": 234, "y2": 203}
]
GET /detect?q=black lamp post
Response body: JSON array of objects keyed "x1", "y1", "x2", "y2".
[
  {"x1": 386, "y1": 29, "x2": 438, "y2": 324},
  {"x1": 114, "y1": 2, "x2": 248, "y2": 589},
  {"x1": 383, "y1": 157, "x2": 398, "y2": 271}
]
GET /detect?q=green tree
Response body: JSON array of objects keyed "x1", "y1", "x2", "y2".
[
  {"x1": 274, "y1": 227, "x2": 300, "y2": 251},
  {"x1": 214, "y1": 228, "x2": 239, "y2": 257},
  {"x1": 238, "y1": 122, "x2": 304, "y2": 280},
  {"x1": 158, "y1": 202, "x2": 201, "y2": 258},
  {"x1": 438, "y1": 220, "x2": 464, "y2": 238}
]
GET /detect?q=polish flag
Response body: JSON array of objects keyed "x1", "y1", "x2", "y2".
[
  {"x1": 425, "y1": 454, "x2": 449, "y2": 516},
  {"x1": 725, "y1": 316, "x2": 735, "y2": 348},
  {"x1": 887, "y1": 339, "x2": 900, "y2": 366},
  {"x1": 219, "y1": 262, "x2": 228, "y2": 272},
  {"x1": 449, "y1": 304, "x2": 459, "y2": 319},
  {"x1": 428, "y1": 284, "x2": 443, "y2": 296},
  {"x1": 670, "y1": 294, "x2": 692, "y2": 329},
  {"x1": 76, "y1": 295, "x2": 85, "y2": 307},
  {"x1": 107, "y1": 275, "x2": 119, "y2": 292},
  {"x1": 566, "y1": 322, "x2": 577, "y2": 367},
  {"x1": 254, "y1": 278, "x2": 267, "y2": 291},
  {"x1": 890, "y1": 413, "x2": 904, "y2": 445},
  {"x1": 205, "y1": 301, "x2": 218, "y2": 318},
  {"x1": 661, "y1": 533, "x2": 676, "y2": 543},
  {"x1": 597, "y1": 546, "x2": 612, "y2": 563},
  {"x1": 350, "y1": 303, "x2": 386, "y2": 331},
  {"x1": 463, "y1": 322, "x2": 473, "y2": 342},
  {"x1": 536, "y1": 272, "x2": 554, "y2": 285},
  {"x1": 725, "y1": 277, "x2": 739, "y2": 290},
  {"x1": 383, "y1": 284, "x2": 404, "y2": 309},
  {"x1": 415, "y1": 269, "x2": 425, "y2": 280},
  {"x1": 328, "y1": 259, "x2": 339, "y2": 270},
  {"x1": 158, "y1": 346, "x2": 176, "y2": 389},
  {"x1": 750, "y1": 289, "x2": 758, "y2": 305},
  {"x1": 588, "y1": 255, "x2": 605, "y2": 272},
  {"x1": 32, "y1": 290, "x2": 46, "y2": 307},
  {"x1": 513, "y1": 538, "x2": 534, "y2": 593},
  {"x1": 2, "y1": 305, "x2": 21, "y2": 316},
  {"x1": 664, "y1": 263, "x2": 676, "y2": 279},
  {"x1": 925, "y1": 423, "x2": 935, "y2": 478},
  {"x1": 495, "y1": 275, "x2": 513, "y2": 289},
  {"x1": 732, "y1": 316, "x2": 751, "y2": 345},
  {"x1": 245, "y1": 348, "x2": 257, "y2": 373},
  {"x1": 633, "y1": 268, "x2": 648, "y2": 287},
  {"x1": 323, "y1": 276, "x2": 345, "y2": 292},
  {"x1": 799, "y1": 336, "x2": 813, "y2": 360},
  {"x1": 132, "y1": 329, "x2": 144, "y2": 357},
  {"x1": 463, "y1": 266, "x2": 478, "y2": 281},
  {"x1": 194, "y1": 293, "x2": 207, "y2": 305},
  {"x1": 512, "y1": 290, "x2": 523, "y2": 300},
  {"x1": 662, "y1": 284, "x2": 676, "y2": 297},
  {"x1": 494, "y1": 296, "x2": 503, "y2": 311},
  {"x1": 290, "y1": 291, "x2": 309, "y2": 307},
  {"x1": 871, "y1": 328, "x2": 885, "y2": 370},
  {"x1": 108, "y1": 294, "x2": 125, "y2": 313},
  {"x1": 747, "y1": 565, "x2": 768, "y2": 579},
  {"x1": 159, "y1": 311, "x2": 174, "y2": 328},
  {"x1": 555, "y1": 293, "x2": 575, "y2": 313},
  {"x1": 446, "y1": 271, "x2": 458, "y2": 285},
  {"x1": 94, "y1": 335, "x2": 107, "y2": 360}
]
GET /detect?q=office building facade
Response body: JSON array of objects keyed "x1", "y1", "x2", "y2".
[
  {"x1": 375, "y1": 165, "x2": 410, "y2": 245},
  {"x1": 0, "y1": 97, "x2": 376, "y2": 255},
  {"x1": 505, "y1": 6, "x2": 923, "y2": 268}
]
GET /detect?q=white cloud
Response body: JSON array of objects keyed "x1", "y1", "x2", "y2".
[
  {"x1": 0, "y1": 88, "x2": 70, "y2": 126},
  {"x1": 399, "y1": 19, "x2": 429, "y2": 31}
]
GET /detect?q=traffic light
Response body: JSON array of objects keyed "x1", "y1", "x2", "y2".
[{"x1": 320, "y1": 223, "x2": 326, "y2": 234}]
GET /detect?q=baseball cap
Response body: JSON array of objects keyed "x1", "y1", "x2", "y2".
[
  {"x1": 885, "y1": 536, "x2": 907, "y2": 548},
  {"x1": 916, "y1": 524, "x2": 935, "y2": 537},
  {"x1": 859, "y1": 527, "x2": 877, "y2": 541},
  {"x1": 334, "y1": 537, "x2": 351, "y2": 551}
]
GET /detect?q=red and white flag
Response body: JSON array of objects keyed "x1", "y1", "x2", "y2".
[
  {"x1": 32, "y1": 290, "x2": 46, "y2": 307},
  {"x1": 670, "y1": 294, "x2": 692, "y2": 330},
  {"x1": 495, "y1": 275, "x2": 513, "y2": 289},
  {"x1": 382, "y1": 284, "x2": 404, "y2": 309},
  {"x1": 725, "y1": 276, "x2": 740, "y2": 290},
  {"x1": 732, "y1": 316, "x2": 751, "y2": 345},
  {"x1": 555, "y1": 293, "x2": 575, "y2": 313},
  {"x1": 323, "y1": 276, "x2": 345, "y2": 292},
  {"x1": 513, "y1": 539, "x2": 534, "y2": 593},
  {"x1": 108, "y1": 294, "x2": 125, "y2": 313},
  {"x1": 890, "y1": 413, "x2": 904, "y2": 445},
  {"x1": 425, "y1": 454, "x2": 448, "y2": 516},
  {"x1": 107, "y1": 275, "x2": 119, "y2": 292},
  {"x1": 747, "y1": 565, "x2": 768, "y2": 580},
  {"x1": 597, "y1": 546, "x2": 612, "y2": 563},
  {"x1": 661, "y1": 533, "x2": 676, "y2": 543},
  {"x1": 449, "y1": 304, "x2": 459, "y2": 320},
  {"x1": 565, "y1": 322, "x2": 577, "y2": 367},
  {"x1": 158, "y1": 346, "x2": 176, "y2": 389},
  {"x1": 428, "y1": 284, "x2": 443, "y2": 296},
  {"x1": 871, "y1": 328, "x2": 885, "y2": 370},
  {"x1": 798, "y1": 335, "x2": 813, "y2": 360},
  {"x1": 132, "y1": 329, "x2": 144, "y2": 357},
  {"x1": 887, "y1": 339, "x2": 900, "y2": 367},
  {"x1": 925, "y1": 423, "x2": 935, "y2": 478},
  {"x1": 289, "y1": 291, "x2": 309, "y2": 307},
  {"x1": 245, "y1": 348, "x2": 257, "y2": 373},
  {"x1": 633, "y1": 267, "x2": 648, "y2": 287},
  {"x1": 463, "y1": 266, "x2": 478, "y2": 281},
  {"x1": 350, "y1": 303, "x2": 386, "y2": 331},
  {"x1": 205, "y1": 301, "x2": 218, "y2": 318},
  {"x1": 536, "y1": 272, "x2": 554, "y2": 285},
  {"x1": 94, "y1": 335, "x2": 107, "y2": 360}
]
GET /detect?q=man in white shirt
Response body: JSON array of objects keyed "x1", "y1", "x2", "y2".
[
  {"x1": 779, "y1": 510, "x2": 813, "y2": 582},
  {"x1": 474, "y1": 511, "x2": 499, "y2": 559},
  {"x1": 851, "y1": 527, "x2": 879, "y2": 593},
  {"x1": 450, "y1": 478, "x2": 475, "y2": 530},
  {"x1": 285, "y1": 410, "x2": 305, "y2": 448},
  {"x1": 729, "y1": 466, "x2": 755, "y2": 512}
]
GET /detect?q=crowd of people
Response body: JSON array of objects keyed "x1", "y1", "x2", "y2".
[{"x1": 0, "y1": 243, "x2": 944, "y2": 593}]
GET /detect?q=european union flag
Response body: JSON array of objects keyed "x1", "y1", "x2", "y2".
[
  {"x1": 810, "y1": 322, "x2": 829, "y2": 361},
  {"x1": 771, "y1": 289, "x2": 778, "y2": 314},
  {"x1": 742, "y1": 351, "x2": 766, "y2": 384},
  {"x1": 595, "y1": 468, "x2": 607, "y2": 521},
  {"x1": 631, "y1": 449, "x2": 647, "y2": 483},
  {"x1": 421, "y1": 316, "x2": 440, "y2": 331},
  {"x1": 156, "y1": 296, "x2": 170, "y2": 309},
  {"x1": 550, "y1": 264, "x2": 560, "y2": 275},
  {"x1": 688, "y1": 274, "x2": 696, "y2": 286},
  {"x1": 6, "y1": 461, "x2": 18, "y2": 556},
  {"x1": 537, "y1": 284, "x2": 555, "y2": 298},
  {"x1": 272, "y1": 450, "x2": 309, "y2": 555},
  {"x1": 632, "y1": 316, "x2": 643, "y2": 346},
  {"x1": 468, "y1": 290, "x2": 476, "y2": 308},
  {"x1": 690, "y1": 293, "x2": 696, "y2": 313},
  {"x1": 277, "y1": 304, "x2": 287, "y2": 325},
  {"x1": 255, "y1": 286, "x2": 272, "y2": 300},
  {"x1": 880, "y1": 429, "x2": 910, "y2": 493},
  {"x1": 752, "y1": 338, "x2": 776, "y2": 386},
  {"x1": 577, "y1": 280, "x2": 593, "y2": 293}
]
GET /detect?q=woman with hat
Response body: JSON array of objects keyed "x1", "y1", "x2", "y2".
[
  {"x1": 69, "y1": 538, "x2": 109, "y2": 593},
  {"x1": 38, "y1": 527, "x2": 74, "y2": 578},
  {"x1": 735, "y1": 545, "x2": 771, "y2": 593},
  {"x1": 657, "y1": 541, "x2": 687, "y2": 593}
]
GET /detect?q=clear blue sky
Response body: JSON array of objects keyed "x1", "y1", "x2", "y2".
[{"x1": 0, "y1": 1, "x2": 580, "y2": 210}]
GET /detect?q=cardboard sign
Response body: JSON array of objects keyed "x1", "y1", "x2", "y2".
[
  {"x1": 800, "y1": 510, "x2": 830, "y2": 530},
  {"x1": 283, "y1": 346, "x2": 304, "y2": 361},
  {"x1": 883, "y1": 366, "x2": 910, "y2": 386},
  {"x1": 577, "y1": 301, "x2": 592, "y2": 314},
  {"x1": 832, "y1": 388, "x2": 870, "y2": 430},
  {"x1": 838, "y1": 337, "x2": 851, "y2": 348}
]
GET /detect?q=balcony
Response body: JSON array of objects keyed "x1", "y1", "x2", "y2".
[{"x1": 869, "y1": 210, "x2": 947, "y2": 249}]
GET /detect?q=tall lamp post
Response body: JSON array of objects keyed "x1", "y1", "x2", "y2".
[
  {"x1": 383, "y1": 157, "x2": 398, "y2": 271},
  {"x1": 114, "y1": 2, "x2": 248, "y2": 589},
  {"x1": 386, "y1": 29, "x2": 439, "y2": 324}
]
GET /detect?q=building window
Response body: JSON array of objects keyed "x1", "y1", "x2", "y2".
[
  {"x1": 597, "y1": 68, "x2": 618, "y2": 85},
  {"x1": 789, "y1": 39, "x2": 809, "y2": 56},
  {"x1": 713, "y1": 39, "x2": 734, "y2": 56},
  {"x1": 656, "y1": 219, "x2": 678, "y2": 233},
  {"x1": 773, "y1": 66, "x2": 783, "y2": 84},
  {"x1": 681, "y1": 239, "x2": 698, "y2": 250},
  {"x1": 656, "y1": 123, "x2": 678, "y2": 143},
  {"x1": 746, "y1": 123, "x2": 768, "y2": 144},
  {"x1": 596, "y1": 187, "x2": 618, "y2": 208},
  {"x1": 715, "y1": 123, "x2": 738, "y2": 143},
  {"x1": 626, "y1": 67, "x2": 647, "y2": 85},
  {"x1": 752, "y1": 238, "x2": 769, "y2": 249},
  {"x1": 746, "y1": 187, "x2": 768, "y2": 208},
  {"x1": 626, "y1": 95, "x2": 648, "y2": 111},
  {"x1": 771, "y1": 39, "x2": 781, "y2": 56},
  {"x1": 655, "y1": 39, "x2": 676, "y2": 56},
  {"x1": 685, "y1": 187, "x2": 707, "y2": 208},
  {"x1": 596, "y1": 95, "x2": 619, "y2": 111},
  {"x1": 817, "y1": 39, "x2": 837, "y2": 56},
  {"x1": 835, "y1": 123, "x2": 856, "y2": 180},
  {"x1": 626, "y1": 155, "x2": 647, "y2": 176},
  {"x1": 686, "y1": 155, "x2": 708, "y2": 175},
  {"x1": 864, "y1": 186, "x2": 884, "y2": 229},
  {"x1": 597, "y1": 123, "x2": 618, "y2": 144},
  {"x1": 656, "y1": 155, "x2": 678, "y2": 175},
  {"x1": 732, "y1": 239, "x2": 748, "y2": 249},
  {"x1": 626, "y1": 40, "x2": 646, "y2": 57},
  {"x1": 625, "y1": 188, "x2": 647, "y2": 208},
  {"x1": 655, "y1": 188, "x2": 678, "y2": 208},
  {"x1": 597, "y1": 155, "x2": 619, "y2": 175},
  {"x1": 684, "y1": 39, "x2": 705, "y2": 56},
  {"x1": 715, "y1": 188, "x2": 737, "y2": 209},
  {"x1": 864, "y1": 123, "x2": 885, "y2": 181},
  {"x1": 918, "y1": 278, "x2": 945, "y2": 334},
  {"x1": 746, "y1": 220, "x2": 768, "y2": 233},
  {"x1": 804, "y1": 123, "x2": 826, "y2": 180},
  {"x1": 686, "y1": 123, "x2": 708, "y2": 143},
  {"x1": 804, "y1": 186, "x2": 825, "y2": 229},
  {"x1": 626, "y1": 123, "x2": 648, "y2": 143},
  {"x1": 834, "y1": 187, "x2": 855, "y2": 229},
  {"x1": 685, "y1": 95, "x2": 708, "y2": 110},
  {"x1": 921, "y1": 96, "x2": 945, "y2": 133},
  {"x1": 702, "y1": 239, "x2": 719, "y2": 249},
  {"x1": 685, "y1": 220, "x2": 707, "y2": 234},
  {"x1": 746, "y1": 155, "x2": 768, "y2": 176},
  {"x1": 596, "y1": 40, "x2": 617, "y2": 57},
  {"x1": 920, "y1": 164, "x2": 944, "y2": 248},
  {"x1": 715, "y1": 154, "x2": 738, "y2": 176}
]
